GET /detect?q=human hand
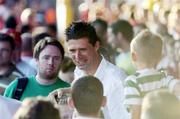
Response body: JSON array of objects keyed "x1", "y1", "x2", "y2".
[{"x1": 48, "y1": 87, "x2": 71, "y2": 104}]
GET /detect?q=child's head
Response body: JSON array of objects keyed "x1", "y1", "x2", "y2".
[
  {"x1": 130, "y1": 30, "x2": 163, "y2": 68},
  {"x1": 14, "y1": 97, "x2": 60, "y2": 119},
  {"x1": 141, "y1": 89, "x2": 180, "y2": 119},
  {"x1": 69, "y1": 76, "x2": 105, "y2": 117}
]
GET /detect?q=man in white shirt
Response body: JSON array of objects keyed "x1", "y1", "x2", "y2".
[
  {"x1": 50, "y1": 21, "x2": 130, "y2": 119},
  {"x1": 0, "y1": 96, "x2": 21, "y2": 119}
]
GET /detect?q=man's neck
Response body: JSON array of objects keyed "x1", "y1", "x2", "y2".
[
  {"x1": 85, "y1": 55, "x2": 102, "y2": 75},
  {"x1": 35, "y1": 75, "x2": 57, "y2": 85}
]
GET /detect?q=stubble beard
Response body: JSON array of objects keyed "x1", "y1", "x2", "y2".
[{"x1": 39, "y1": 71, "x2": 59, "y2": 80}]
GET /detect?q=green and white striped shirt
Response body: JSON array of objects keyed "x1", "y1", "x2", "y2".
[{"x1": 124, "y1": 68, "x2": 179, "y2": 111}]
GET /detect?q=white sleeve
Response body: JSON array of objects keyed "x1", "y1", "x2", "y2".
[
  {"x1": 0, "y1": 101, "x2": 11, "y2": 119},
  {"x1": 0, "y1": 96, "x2": 21, "y2": 119}
]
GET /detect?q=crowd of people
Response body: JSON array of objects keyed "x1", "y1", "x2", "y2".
[{"x1": 1, "y1": 0, "x2": 180, "y2": 119}]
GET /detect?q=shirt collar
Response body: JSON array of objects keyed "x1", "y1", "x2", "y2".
[
  {"x1": 136, "y1": 68, "x2": 157, "y2": 74},
  {"x1": 94, "y1": 57, "x2": 107, "y2": 79}
]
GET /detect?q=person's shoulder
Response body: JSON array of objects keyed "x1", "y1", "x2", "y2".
[
  {"x1": 27, "y1": 75, "x2": 34, "y2": 80},
  {"x1": 100, "y1": 60, "x2": 127, "y2": 84},
  {"x1": 105, "y1": 59, "x2": 126, "y2": 73},
  {"x1": 5, "y1": 78, "x2": 19, "y2": 88},
  {"x1": 3, "y1": 79, "x2": 18, "y2": 97},
  {"x1": 124, "y1": 74, "x2": 138, "y2": 86},
  {"x1": 56, "y1": 78, "x2": 70, "y2": 87},
  {"x1": 136, "y1": 69, "x2": 164, "y2": 80},
  {"x1": 125, "y1": 74, "x2": 138, "y2": 81},
  {"x1": 125, "y1": 69, "x2": 165, "y2": 88}
]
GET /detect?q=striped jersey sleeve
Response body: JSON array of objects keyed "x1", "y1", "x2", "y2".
[
  {"x1": 163, "y1": 75, "x2": 180, "y2": 92},
  {"x1": 124, "y1": 75, "x2": 142, "y2": 111},
  {"x1": 124, "y1": 71, "x2": 168, "y2": 111}
]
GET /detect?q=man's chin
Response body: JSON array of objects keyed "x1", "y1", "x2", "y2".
[{"x1": 43, "y1": 74, "x2": 58, "y2": 80}]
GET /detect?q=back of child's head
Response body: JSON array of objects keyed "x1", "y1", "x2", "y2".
[
  {"x1": 71, "y1": 76, "x2": 104, "y2": 116},
  {"x1": 14, "y1": 96, "x2": 60, "y2": 119},
  {"x1": 141, "y1": 89, "x2": 180, "y2": 119},
  {"x1": 130, "y1": 29, "x2": 163, "y2": 67}
]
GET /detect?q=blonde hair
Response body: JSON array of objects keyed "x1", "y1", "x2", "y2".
[
  {"x1": 130, "y1": 29, "x2": 163, "y2": 66},
  {"x1": 141, "y1": 89, "x2": 180, "y2": 119}
]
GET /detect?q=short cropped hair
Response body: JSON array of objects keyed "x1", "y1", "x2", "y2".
[
  {"x1": 71, "y1": 76, "x2": 103, "y2": 115},
  {"x1": 141, "y1": 89, "x2": 180, "y2": 119},
  {"x1": 5, "y1": 15, "x2": 17, "y2": 29},
  {"x1": 65, "y1": 21, "x2": 100, "y2": 46},
  {"x1": 14, "y1": 97, "x2": 60, "y2": 119},
  {"x1": 130, "y1": 30, "x2": 163, "y2": 66},
  {"x1": 32, "y1": 32, "x2": 50, "y2": 48},
  {"x1": 111, "y1": 19, "x2": 133, "y2": 42},
  {"x1": 33, "y1": 37, "x2": 64, "y2": 60},
  {"x1": 0, "y1": 33, "x2": 15, "y2": 50},
  {"x1": 91, "y1": 18, "x2": 108, "y2": 44},
  {"x1": 91, "y1": 18, "x2": 108, "y2": 36}
]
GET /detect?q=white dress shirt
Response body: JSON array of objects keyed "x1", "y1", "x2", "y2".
[
  {"x1": 74, "y1": 57, "x2": 130, "y2": 119},
  {"x1": 0, "y1": 96, "x2": 21, "y2": 119}
]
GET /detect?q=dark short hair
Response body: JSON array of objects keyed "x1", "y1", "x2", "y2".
[
  {"x1": 92, "y1": 18, "x2": 108, "y2": 34},
  {"x1": 91, "y1": 18, "x2": 108, "y2": 44},
  {"x1": 71, "y1": 76, "x2": 103, "y2": 115},
  {"x1": 33, "y1": 32, "x2": 51, "y2": 48},
  {"x1": 0, "y1": 33, "x2": 15, "y2": 50},
  {"x1": 5, "y1": 15, "x2": 17, "y2": 29},
  {"x1": 111, "y1": 19, "x2": 133, "y2": 42},
  {"x1": 33, "y1": 37, "x2": 64, "y2": 60},
  {"x1": 65, "y1": 21, "x2": 100, "y2": 46},
  {"x1": 21, "y1": 24, "x2": 31, "y2": 34}
]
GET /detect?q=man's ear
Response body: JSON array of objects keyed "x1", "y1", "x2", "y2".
[
  {"x1": 101, "y1": 96, "x2": 107, "y2": 107},
  {"x1": 35, "y1": 58, "x2": 39, "y2": 65},
  {"x1": 68, "y1": 97, "x2": 75, "y2": 108},
  {"x1": 94, "y1": 41, "x2": 100, "y2": 51},
  {"x1": 131, "y1": 51, "x2": 137, "y2": 62}
]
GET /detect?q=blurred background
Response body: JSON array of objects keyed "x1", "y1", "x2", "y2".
[{"x1": 1, "y1": 0, "x2": 180, "y2": 79}]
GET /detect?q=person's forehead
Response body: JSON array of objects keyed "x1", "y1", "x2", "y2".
[
  {"x1": 67, "y1": 38, "x2": 93, "y2": 50},
  {"x1": 40, "y1": 45, "x2": 61, "y2": 55},
  {"x1": 67, "y1": 38, "x2": 90, "y2": 45}
]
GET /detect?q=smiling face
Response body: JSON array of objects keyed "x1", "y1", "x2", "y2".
[
  {"x1": 67, "y1": 38, "x2": 99, "y2": 72},
  {"x1": 36, "y1": 45, "x2": 62, "y2": 80}
]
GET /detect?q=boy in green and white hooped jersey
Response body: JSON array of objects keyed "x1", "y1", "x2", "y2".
[{"x1": 124, "y1": 30, "x2": 180, "y2": 119}]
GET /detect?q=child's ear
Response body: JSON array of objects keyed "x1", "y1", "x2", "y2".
[
  {"x1": 131, "y1": 51, "x2": 137, "y2": 62},
  {"x1": 68, "y1": 97, "x2": 75, "y2": 108},
  {"x1": 101, "y1": 96, "x2": 107, "y2": 107}
]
